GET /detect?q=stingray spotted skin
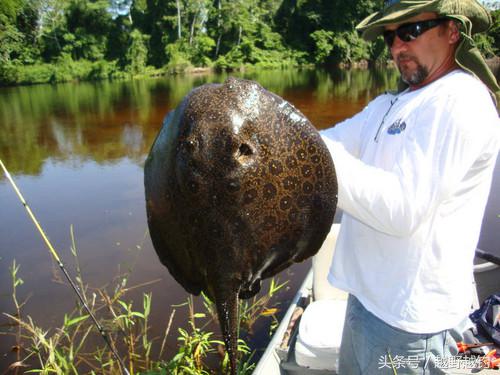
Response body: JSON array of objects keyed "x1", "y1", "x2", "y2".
[{"x1": 144, "y1": 77, "x2": 337, "y2": 374}]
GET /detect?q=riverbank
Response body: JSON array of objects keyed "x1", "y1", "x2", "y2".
[
  {"x1": 2, "y1": 56, "x2": 498, "y2": 89},
  {"x1": 0, "y1": 60, "x2": 312, "y2": 88}
]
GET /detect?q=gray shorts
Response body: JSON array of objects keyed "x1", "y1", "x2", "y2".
[{"x1": 339, "y1": 295, "x2": 464, "y2": 375}]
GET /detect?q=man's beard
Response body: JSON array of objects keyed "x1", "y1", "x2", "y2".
[{"x1": 397, "y1": 54, "x2": 429, "y2": 86}]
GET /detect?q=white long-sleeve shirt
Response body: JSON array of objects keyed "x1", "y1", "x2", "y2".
[{"x1": 321, "y1": 70, "x2": 500, "y2": 333}]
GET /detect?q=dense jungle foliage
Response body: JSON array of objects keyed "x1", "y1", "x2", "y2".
[{"x1": 0, "y1": 0, "x2": 499, "y2": 86}]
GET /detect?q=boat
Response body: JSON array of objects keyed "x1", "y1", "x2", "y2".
[{"x1": 254, "y1": 224, "x2": 500, "y2": 375}]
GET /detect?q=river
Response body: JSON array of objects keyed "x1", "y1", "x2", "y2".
[{"x1": 0, "y1": 68, "x2": 498, "y2": 373}]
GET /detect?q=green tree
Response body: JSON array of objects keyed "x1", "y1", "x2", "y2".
[
  {"x1": 38, "y1": 0, "x2": 70, "y2": 61},
  {"x1": 310, "y1": 29, "x2": 334, "y2": 64},
  {"x1": 129, "y1": 0, "x2": 179, "y2": 67},
  {"x1": 211, "y1": 0, "x2": 294, "y2": 68},
  {"x1": 106, "y1": 14, "x2": 131, "y2": 67},
  {"x1": 489, "y1": 9, "x2": 500, "y2": 52},
  {"x1": 126, "y1": 28, "x2": 149, "y2": 74},
  {"x1": 275, "y1": 0, "x2": 381, "y2": 61},
  {"x1": 63, "y1": 0, "x2": 112, "y2": 61},
  {"x1": 0, "y1": 0, "x2": 42, "y2": 64},
  {"x1": 1, "y1": 0, "x2": 499, "y2": 87},
  {"x1": 182, "y1": 0, "x2": 216, "y2": 65}
]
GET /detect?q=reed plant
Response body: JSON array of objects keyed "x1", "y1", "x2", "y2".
[{"x1": 1, "y1": 228, "x2": 288, "y2": 375}]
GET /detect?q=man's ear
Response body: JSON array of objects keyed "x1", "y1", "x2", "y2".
[{"x1": 448, "y1": 21, "x2": 461, "y2": 44}]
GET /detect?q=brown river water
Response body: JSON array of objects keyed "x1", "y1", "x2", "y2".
[{"x1": 0, "y1": 68, "x2": 498, "y2": 372}]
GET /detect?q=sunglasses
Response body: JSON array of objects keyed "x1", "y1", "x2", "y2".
[{"x1": 383, "y1": 18, "x2": 449, "y2": 47}]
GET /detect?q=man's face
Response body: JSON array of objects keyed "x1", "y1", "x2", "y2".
[{"x1": 384, "y1": 12, "x2": 460, "y2": 89}]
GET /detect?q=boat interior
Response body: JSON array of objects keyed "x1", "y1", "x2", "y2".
[{"x1": 254, "y1": 224, "x2": 500, "y2": 374}]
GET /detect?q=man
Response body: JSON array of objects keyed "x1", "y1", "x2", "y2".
[{"x1": 320, "y1": 0, "x2": 500, "y2": 374}]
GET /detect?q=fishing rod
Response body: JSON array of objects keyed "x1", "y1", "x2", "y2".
[{"x1": 0, "y1": 159, "x2": 131, "y2": 375}]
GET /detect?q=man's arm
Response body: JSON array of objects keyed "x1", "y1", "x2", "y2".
[{"x1": 322, "y1": 92, "x2": 499, "y2": 237}]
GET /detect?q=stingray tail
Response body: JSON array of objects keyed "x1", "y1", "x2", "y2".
[{"x1": 214, "y1": 285, "x2": 239, "y2": 375}]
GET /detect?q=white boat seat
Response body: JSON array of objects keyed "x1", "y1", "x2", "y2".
[
  {"x1": 294, "y1": 224, "x2": 346, "y2": 372},
  {"x1": 295, "y1": 299, "x2": 346, "y2": 372}
]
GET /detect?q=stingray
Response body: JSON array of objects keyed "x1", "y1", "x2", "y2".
[{"x1": 144, "y1": 77, "x2": 337, "y2": 374}]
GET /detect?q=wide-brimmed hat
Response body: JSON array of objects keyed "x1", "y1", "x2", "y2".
[
  {"x1": 356, "y1": 0, "x2": 491, "y2": 41},
  {"x1": 356, "y1": 0, "x2": 499, "y2": 111}
]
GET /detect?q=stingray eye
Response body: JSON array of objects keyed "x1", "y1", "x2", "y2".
[
  {"x1": 180, "y1": 139, "x2": 197, "y2": 153},
  {"x1": 238, "y1": 143, "x2": 253, "y2": 156},
  {"x1": 235, "y1": 143, "x2": 255, "y2": 164}
]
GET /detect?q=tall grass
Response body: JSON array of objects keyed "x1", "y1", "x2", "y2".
[{"x1": 1, "y1": 228, "x2": 288, "y2": 374}]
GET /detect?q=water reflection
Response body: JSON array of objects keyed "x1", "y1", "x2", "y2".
[{"x1": 0, "y1": 68, "x2": 399, "y2": 177}]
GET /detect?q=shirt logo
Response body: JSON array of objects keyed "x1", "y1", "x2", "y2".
[{"x1": 387, "y1": 119, "x2": 406, "y2": 135}]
